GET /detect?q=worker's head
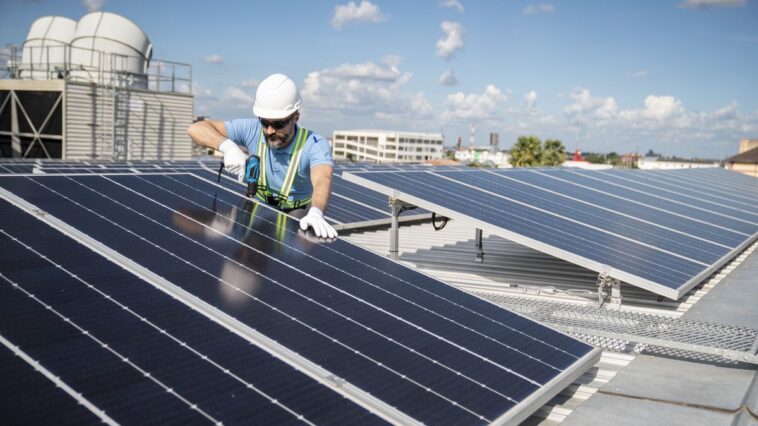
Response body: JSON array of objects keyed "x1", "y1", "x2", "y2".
[{"x1": 254, "y1": 73, "x2": 301, "y2": 149}]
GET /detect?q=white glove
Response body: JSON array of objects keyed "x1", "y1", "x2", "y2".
[
  {"x1": 218, "y1": 139, "x2": 247, "y2": 182},
  {"x1": 299, "y1": 207, "x2": 338, "y2": 239}
]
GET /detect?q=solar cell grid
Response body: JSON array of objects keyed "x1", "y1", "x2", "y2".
[
  {"x1": 0, "y1": 173, "x2": 599, "y2": 424},
  {"x1": 344, "y1": 168, "x2": 758, "y2": 299}
]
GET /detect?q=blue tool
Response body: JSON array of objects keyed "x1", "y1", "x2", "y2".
[{"x1": 244, "y1": 154, "x2": 261, "y2": 199}]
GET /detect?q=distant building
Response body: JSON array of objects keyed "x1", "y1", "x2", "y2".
[
  {"x1": 454, "y1": 147, "x2": 511, "y2": 168},
  {"x1": 331, "y1": 130, "x2": 443, "y2": 163},
  {"x1": 489, "y1": 132, "x2": 499, "y2": 153},
  {"x1": 739, "y1": 138, "x2": 758, "y2": 154},
  {"x1": 726, "y1": 146, "x2": 758, "y2": 177},
  {"x1": 637, "y1": 157, "x2": 719, "y2": 170}
]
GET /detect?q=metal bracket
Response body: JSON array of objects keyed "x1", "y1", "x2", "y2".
[
  {"x1": 597, "y1": 272, "x2": 622, "y2": 307},
  {"x1": 474, "y1": 228, "x2": 484, "y2": 263},
  {"x1": 388, "y1": 197, "x2": 415, "y2": 261}
]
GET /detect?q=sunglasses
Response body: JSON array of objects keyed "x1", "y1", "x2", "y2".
[{"x1": 259, "y1": 114, "x2": 295, "y2": 130}]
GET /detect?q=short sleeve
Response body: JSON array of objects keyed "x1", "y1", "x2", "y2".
[
  {"x1": 308, "y1": 134, "x2": 333, "y2": 167},
  {"x1": 224, "y1": 119, "x2": 260, "y2": 151}
]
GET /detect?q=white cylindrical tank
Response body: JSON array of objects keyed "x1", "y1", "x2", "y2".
[
  {"x1": 69, "y1": 12, "x2": 152, "y2": 88},
  {"x1": 21, "y1": 16, "x2": 77, "y2": 80}
]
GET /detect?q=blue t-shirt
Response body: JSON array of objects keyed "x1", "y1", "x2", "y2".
[{"x1": 224, "y1": 119, "x2": 333, "y2": 202}]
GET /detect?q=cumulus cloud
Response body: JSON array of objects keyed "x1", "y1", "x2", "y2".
[
  {"x1": 224, "y1": 87, "x2": 254, "y2": 105},
  {"x1": 564, "y1": 87, "x2": 618, "y2": 120},
  {"x1": 439, "y1": 69, "x2": 458, "y2": 86},
  {"x1": 240, "y1": 78, "x2": 258, "y2": 88},
  {"x1": 440, "y1": 0, "x2": 464, "y2": 12},
  {"x1": 523, "y1": 3, "x2": 554, "y2": 15},
  {"x1": 678, "y1": 0, "x2": 745, "y2": 8},
  {"x1": 441, "y1": 84, "x2": 508, "y2": 122},
  {"x1": 203, "y1": 54, "x2": 224, "y2": 64},
  {"x1": 436, "y1": 21, "x2": 465, "y2": 59},
  {"x1": 300, "y1": 61, "x2": 432, "y2": 120},
  {"x1": 82, "y1": 0, "x2": 104, "y2": 12},
  {"x1": 712, "y1": 102, "x2": 738, "y2": 121},
  {"x1": 620, "y1": 95, "x2": 685, "y2": 121},
  {"x1": 332, "y1": 1, "x2": 387, "y2": 30},
  {"x1": 524, "y1": 91, "x2": 538, "y2": 113}
]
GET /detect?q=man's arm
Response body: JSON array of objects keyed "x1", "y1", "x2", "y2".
[
  {"x1": 309, "y1": 164, "x2": 333, "y2": 212},
  {"x1": 187, "y1": 120, "x2": 229, "y2": 150},
  {"x1": 188, "y1": 120, "x2": 247, "y2": 181}
]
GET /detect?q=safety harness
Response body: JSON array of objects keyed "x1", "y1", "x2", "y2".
[{"x1": 255, "y1": 126, "x2": 312, "y2": 211}]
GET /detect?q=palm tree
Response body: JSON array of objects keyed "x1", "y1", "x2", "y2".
[
  {"x1": 509, "y1": 136, "x2": 542, "y2": 167},
  {"x1": 541, "y1": 139, "x2": 566, "y2": 166}
]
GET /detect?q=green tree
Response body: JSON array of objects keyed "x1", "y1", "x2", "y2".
[
  {"x1": 541, "y1": 139, "x2": 566, "y2": 166},
  {"x1": 509, "y1": 136, "x2": 542, "y2": 167}
]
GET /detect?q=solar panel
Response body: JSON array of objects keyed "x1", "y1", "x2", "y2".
[
  {"x1": 343, "y1": 168, "x2": 758, "y2": 299},
  {"x1": 1, "y1": 172, "x2": 599, "y2": 424},
  {"x1": 0, "y1": 199, "x2": 384, "y2": 424}
]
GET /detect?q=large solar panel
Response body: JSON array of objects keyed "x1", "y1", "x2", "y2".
[
  {"x1": 343, "y1": 168, "x2": 758, "y2": 299},
  {"x1": 1, "y1": 172, "x2": 600, "y2": 424}
]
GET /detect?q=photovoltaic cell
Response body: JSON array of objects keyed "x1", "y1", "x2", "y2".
[
  {"x1": 0, "y1": 198, "x2": 385, "y2": 425},
  {"x1": 343, "y1": 168, "x2": 758, "y2": 299},
  {"x1": 0, "y1": 173, "x2": 599, "y2": 424}
]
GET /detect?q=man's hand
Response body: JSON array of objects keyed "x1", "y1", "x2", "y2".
[
  {"x1": 299, "y1": 207, "x2": 338, "y2": 239},
  {"x1": 218, "y1": 139, "x2": 247, "y2": 182}
]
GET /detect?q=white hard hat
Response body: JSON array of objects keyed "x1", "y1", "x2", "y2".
[{"x1": 253, "y1": 73, "x2": 302, "y2": 119}]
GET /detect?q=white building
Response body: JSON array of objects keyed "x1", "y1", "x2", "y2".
[
  {"x1": 637, "y1": 157, "x2": 719, "y2": 170},
  {"x1": 332, "y1": 130, "x2": 443, "y2": 163},
  {"x1": 454, "y1": 148, "x2": 511, "y2": 168}
]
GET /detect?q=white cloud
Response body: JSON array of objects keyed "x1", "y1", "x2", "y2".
[
  {"x1": 564, "y1": 87, "x2": 618, "y2": 120},
  {"x1": 224, "y1": 87, "x2": 254, "y2": 105},
  {"x1": 300, "y1": 61, "x2": 432, "y2": 121},
  {"x1": 629, "y1": 70, "x2": 649, "y2": 78},
  {"x1": 440, "y1": 0, "x2": 464, "y2": 12},
  {"x1": 240, "y1": 78, "x2": 258, "y2": 88},
  {"x1": 524, "y1": 91, "x2": 538, "y2": 113},
  {"x1": 81, "y1": 0, "x2": 104, "y2": 12},
  {"x1": 441, "y1": 84, "x2": 508, "y2": 122},
  {"x1": 523, "y1": 3, "x2": 554, "y2": 15},
  {"x1": 439, "y1": 69, "x2": 458, "y2": 86},
  {"x1": 712, "y1": 102, "x2": 738, "y2": 120},
  {"x1": 203, "y1": 54, "x2": 224, "y2": 64},
  {"x1": 620, "y1": 95, "x2": 685, "y2": 121},
  {"x1": 436, "y1": 21, "x2": 465, "y2": 59},
  {"x1": 332, "y1": 1, "x2": 387, "y2": 30},
  {"x1": 678, "y1": 0, "x2": 745, "y2": 8}
]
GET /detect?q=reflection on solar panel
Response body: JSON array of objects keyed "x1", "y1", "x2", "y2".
[
  {"x1": 343, "y1": 168, "x2": 758, "y2": 299},
  {"x1": 1, "y1": 172, "x2": 599, "y2": 424}
]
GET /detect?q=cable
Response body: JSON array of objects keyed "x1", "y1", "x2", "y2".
[{"x1": 431, "y1": 212, "x2": 448, "y2": 231}]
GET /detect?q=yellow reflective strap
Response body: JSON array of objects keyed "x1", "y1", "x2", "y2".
[{"x1": 277, "y1": 128, "x2": 309, "y2": 203}]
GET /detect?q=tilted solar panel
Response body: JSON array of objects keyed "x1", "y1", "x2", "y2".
[
  {"x1": 343, "y1": 168, "x2": 758, "y2": 299},
  {"x1": 0, "y1": 173, "x2": 599, "y2": 424}
]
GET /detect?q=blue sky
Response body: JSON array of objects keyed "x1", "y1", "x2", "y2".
[{"x1": 2, "y1": 0, "x2": 757, "y2": 158}]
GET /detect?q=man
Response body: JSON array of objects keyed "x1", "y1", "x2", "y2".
[{"x1": 187, "y1": 73, "x2": 337, "y2": 239}]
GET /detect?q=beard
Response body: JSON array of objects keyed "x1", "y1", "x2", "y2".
[{"x1": 264, "y1": 129, "x2": 294, "y2": 149}]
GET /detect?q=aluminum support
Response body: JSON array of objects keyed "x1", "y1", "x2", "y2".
[
  {"x1": 475, "y1": 228, "x2": 484, "y2": 263},
  {"x1": 10, "y1": 91, "x2": 20, "y2": 157},
  {"x1": 390, "y1": 198, "x2": 401, "y2": 261}
]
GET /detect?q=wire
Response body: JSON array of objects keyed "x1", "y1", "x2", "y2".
[{"x1": 432, "y1": 212, "x2": 448, "y2": 231}]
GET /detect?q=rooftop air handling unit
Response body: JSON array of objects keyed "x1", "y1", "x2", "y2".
[
  {"x1": 1, "y1": 12, "x2": 192, "y2": 161},
  {"x1": 69, "y1": 11, "x2": 153, "y2": 89},
  {"x1": 20, "y1": 16, "x2": 77, "y2": 80}
]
